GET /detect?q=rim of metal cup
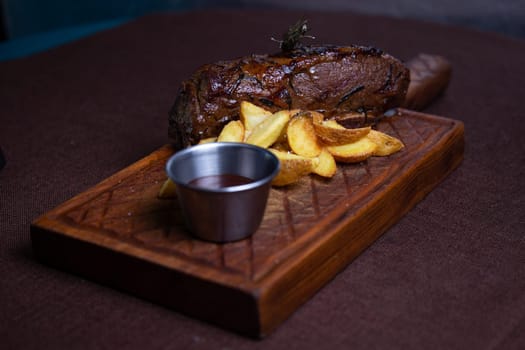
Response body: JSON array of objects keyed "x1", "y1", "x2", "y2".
[{"x1": 166, "y1": 142, "x2": 280, "y2": 193}]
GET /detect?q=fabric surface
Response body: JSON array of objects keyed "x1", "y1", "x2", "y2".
[{"x1": 1, "y1": 10, "x2": 524, "y2": 349}]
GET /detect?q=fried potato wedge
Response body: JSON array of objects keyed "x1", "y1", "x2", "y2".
[
  {"x1": 211, "y1": 101, "x2": 405, "y2": 186},
  {"x1": 270, "y1": 149, "x2": 318, "y2": 186},
  {"x1": 271, "y1": 141, "x2": 291, "y2": 153},
  {"x1": 198, "y1": 137, "x2": 217, "y2": 144},
  {"x1": 311, "y1": 111, "x2": 371, "y2": 145},
  {"x1": 245, "y1": 110, "x2": 291, "y2": 148},
  {"x1": 367, "y1": 129, "x2": 405, "y2": 156},
  {"x1": 217, "y1": 120, "x2": 244, "y2": 142},
  {"x1": 289, "y1": 109, "x2": 302, "y2": 118},
  {"x1": 287, "y1": 114, "x2": 322, "y2": 157},
  {"x1": 158, "y1": 178, "x2": 177, "y2": 198},
  {"x1": 326, "y1": 137, "x2": 377, "y2": 163},
  {"x1": 312, "y1": 147, "x2": 337, "y2": 178},
  {"x1": 239, "y1": 101, "x2": 272, "y2": 136}
]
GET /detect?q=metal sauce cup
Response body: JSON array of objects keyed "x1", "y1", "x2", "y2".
[{"x1": 166, "y1": 142, "x2": 280, "y2": 243}]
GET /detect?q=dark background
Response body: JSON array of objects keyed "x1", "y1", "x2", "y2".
[{"x1": 1, "y1": 0, "x2": 524, "y2": 41}]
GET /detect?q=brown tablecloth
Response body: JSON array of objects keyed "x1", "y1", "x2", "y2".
[{"x1": 1, "y1": 10, "x2": 524, "y2": 349}]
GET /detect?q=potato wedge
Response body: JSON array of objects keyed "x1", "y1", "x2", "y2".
[
  {"x1": 274, "y1": 108, "x2": 302, "y2": 144},
  {"x1": 217, "y1": 120, "x2": 244, "y2": 142},
  {"x1": 289, "y1": 109, "x2": 302, "y2": 118},
  {"x1": 287, "y1": 114, "x2": 322, "y2": 157},
  {"x1": 198, "y1": 137, "x2": 218, "y2": 144},
  {"x1": 269, "y1": 149, "x2": 317, "y2": 186},
  {"x1": 245, "y1": 110, "x2": 291, "y2": 148},
  {"x1": 326, "y1": 137, "x2": 377, "y2": 163},
  {"x1": 158, "y1": 178, "x2": 177, "y2": 198},
  {"x1": 312, "y1": 147, "x2": 337, "y2": 178},
  {"x1": 239, "y1": 101, "x2": 272, "y2": 137},
  {"x1": 367, "y1": 129, "x2": 404, "y2": 156},
  {"x1": 311, "y1": 111, "x2": 371, "y2": 145},
  {"x1": 271, "y1": 141, "x2": 291, "y2": 153}
]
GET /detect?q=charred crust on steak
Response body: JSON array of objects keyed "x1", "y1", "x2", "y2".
[{"x1": 168, "y1": 43, "x2": 410, "y2": 148}]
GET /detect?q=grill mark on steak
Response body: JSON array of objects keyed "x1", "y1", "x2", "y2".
[
  {"x1": 227, "y1": 73, "x2": 244, "y2": 95},
  {"x1": 378, "y1": 64, "x2": 393, "y2": 93},
  {"x1": 259, "y1": 98, "x2": 275, "y2": 108},
  {"x1": 337, "y1": 85, "x2": 365, "y2": 107},
  {"x1": 169, "y1": 44, "x2": 409, "y2": 148}
]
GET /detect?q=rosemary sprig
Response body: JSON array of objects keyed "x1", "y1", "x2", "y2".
[{"x1": 272, "y1": 19, "x2": 315, "y2": 52}]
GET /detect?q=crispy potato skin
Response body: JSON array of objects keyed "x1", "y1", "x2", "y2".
[
  {"x1": 218, "y1": 120, "x2": 245, "y2": 142},
  {"x1": 367, "y1": 129, "x2": 405, "y2": 156},
  {"x1": 158, "y1": 178, "x2": 177, "y2": 198},
  {"x1": 287, "y1": 114, "x2": 323, "y2": 157},
  {"x1": 245, "y1": 110, "x2": 291, "y2": 148},
  {"x1": 240, "y1": 101, "x2": 272, "y2": 137},
  {"x1": 161, "y1": 101, "x2": 405, "y2": 193},
  {"x1": 311, "y1": 111, "x2": 371, "y2": 145},
  {"x1": 326, "y1": 137, "x2": 378, "y2": 163},
  {"x1": 269, "y1": 149, "x2": 317, "y2": 186},
  {"x1": 312, "y1": 148, "x2": 337, "y2": 178}
]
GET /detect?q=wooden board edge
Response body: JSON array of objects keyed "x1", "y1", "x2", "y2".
[
  {"x1": 30, "y1": 223, "x2": 264, "y2": 337},
  {"x1": 31, "y1": 212, "x2": 260, "y2": 293}
]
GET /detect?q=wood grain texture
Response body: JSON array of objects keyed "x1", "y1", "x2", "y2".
[{"x1": 30, "y1": 109, "x2": 464, "y2": 337}]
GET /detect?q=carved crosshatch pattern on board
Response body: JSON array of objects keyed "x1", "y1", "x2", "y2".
[{"x1": 57, "y1": 112, "x2": 453, "y2": 282}]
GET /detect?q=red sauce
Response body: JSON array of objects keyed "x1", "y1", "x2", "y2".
[{"x1": 188, "y1": 174, "x2": 254, "y2": 189}]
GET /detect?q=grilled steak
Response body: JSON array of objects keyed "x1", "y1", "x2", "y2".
[{"x1": 169, "y1": 44, "x2": 410, "y2": 148}]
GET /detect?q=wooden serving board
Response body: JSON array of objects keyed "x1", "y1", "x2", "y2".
[{"x1": 31, "y1": 109, "x2": 464, "y2": 338}]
